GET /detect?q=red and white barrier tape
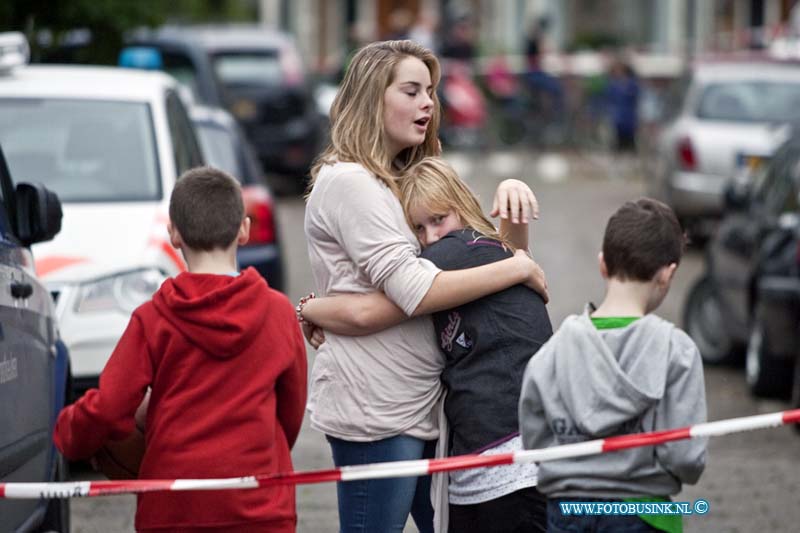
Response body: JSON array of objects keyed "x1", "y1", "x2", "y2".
[{"x1": 2, "y1": 409, "x2": 798, "y2": 499}]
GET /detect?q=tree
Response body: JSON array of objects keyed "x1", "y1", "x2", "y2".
[
  {"x1": 0, "y1": 0, "x2": 165, "y2": 64},
  {"x1": 0, "y1": 0, "x2": 259, "y2": 65}
]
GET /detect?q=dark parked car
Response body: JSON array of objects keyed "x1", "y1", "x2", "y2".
[
  {"x1": 125, "y1": 25, "x2": 323, "y2": 181},
  {"x1": 684, "y1": 131, "x2": 800, "y2": 398},
  {"x1": 0, "y1": 143, "x2": 70, "y2": 532},
  {"x1": 748, "y1": 218, "x2": 800, "y2": 400},
  {"x1": 190, "y1": 105, "x2": 284, "y2": 291}
]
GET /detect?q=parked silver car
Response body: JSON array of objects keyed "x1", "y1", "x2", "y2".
[{"x1": 647, "y1": 59, "x2": 800, "y2": 235}]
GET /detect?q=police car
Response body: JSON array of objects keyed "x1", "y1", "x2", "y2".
[{"x1": 0, "y1": 34, "x2": 283, "y2": 391}]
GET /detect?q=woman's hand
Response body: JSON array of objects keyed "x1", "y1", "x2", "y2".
[
  {"x1": 302, "y1": 321, "x2": 326, "y2": 349},
  {"x1": 491, "y1": 179, "x2": 539, "y2": 224},
  {"x1": 514, "y1": 249, "x2": 549, "y2": 303}
]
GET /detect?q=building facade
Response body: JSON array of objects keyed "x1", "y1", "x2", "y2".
[{"x1": 258, "y1": 0, "x2": 798, "y2": 75}]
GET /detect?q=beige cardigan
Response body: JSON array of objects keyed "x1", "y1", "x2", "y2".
[{"x1": 304, "y1": 161, "x2": 445, "y2": 441}]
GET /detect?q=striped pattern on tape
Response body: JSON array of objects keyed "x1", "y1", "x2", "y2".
[{"x1": 1, "y1": 409, "x2": 797, "y2": 499}]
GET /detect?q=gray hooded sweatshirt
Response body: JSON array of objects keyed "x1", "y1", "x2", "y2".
[{"x1": 519, "y1": 309, "x2": 707, "y2": 498}]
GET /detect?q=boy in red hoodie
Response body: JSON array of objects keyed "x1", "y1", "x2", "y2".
[{"x1": 54, "y1": 166, "x2": 307, "y2": 532}]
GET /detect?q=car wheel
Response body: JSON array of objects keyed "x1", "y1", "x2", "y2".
[
  {"x1": 745, "y1": 309, "x2": 793, "y2": 398},
  {"x1": 37, "y1": 452, "x2": 70, "y2": 532},
  {"x1": 683, "y1": 276, "x2": 735, "y2": 364}
]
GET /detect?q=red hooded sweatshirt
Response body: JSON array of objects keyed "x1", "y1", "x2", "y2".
[{"x1": 54, "y1": 268, "x2": 307, "y2": 532}]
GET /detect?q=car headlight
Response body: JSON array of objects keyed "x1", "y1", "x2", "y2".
[{"x1": 74, "y1": 268, "x2": 166, "y2": 314}]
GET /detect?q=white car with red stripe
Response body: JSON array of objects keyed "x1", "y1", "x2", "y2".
[{"x1": 0, "y1": 61, "x2": 199, "y2": 389}]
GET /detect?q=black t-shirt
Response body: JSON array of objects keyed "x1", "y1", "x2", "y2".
[{"x1": 421, "y1": 229, "x2": 553, "y2": 456}]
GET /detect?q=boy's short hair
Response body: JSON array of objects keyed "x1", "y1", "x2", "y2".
[
  {"x1": 603, "y1": 198, "x2": 685, "y2": 281},
  {"x1": 169, "y1": 166, "x2": 244, "y2": 251}
]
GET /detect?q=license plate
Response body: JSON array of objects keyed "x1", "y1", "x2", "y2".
[
  {"x1": 736, "y1": 153, "x2": 767, "y2": 170},
  {"x1": 231, "y1": 99, "x2": 258, "y2": 121}
]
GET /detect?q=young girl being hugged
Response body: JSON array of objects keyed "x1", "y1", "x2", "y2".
[
  {"x1": 303, "y1": 158, "x2": 552, "y2": 532},
  {"x1": 402, "y1": 158, "x2": 552, "y2": 532},
  {"x1": 302, "y1": 40, "x2": 548, "y2": 533}
]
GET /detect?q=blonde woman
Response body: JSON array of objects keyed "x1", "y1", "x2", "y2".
[{"x1": 301, "y1": 40, "x2": 546, "y2": 533}]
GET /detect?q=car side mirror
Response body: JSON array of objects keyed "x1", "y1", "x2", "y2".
[
  {"x1": 15, "y1": 182, "x2": 62, "y2": 246},
  {"x1": 723, "y1": 179, "x2": 751, "y2": 211}
]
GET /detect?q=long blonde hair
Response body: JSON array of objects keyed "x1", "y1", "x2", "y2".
[
  {"x1": 399, "y1": 158, "x2": 514, "y2": 250},
  {"x1": 309, "y1": 40, "x2": 442, "y2": 194}
]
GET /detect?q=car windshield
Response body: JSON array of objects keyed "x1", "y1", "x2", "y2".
[
  {"x1": 0, "y1": 98, "x2": 160, "y2": 202},
  {"x1": 753, "y1": 141, "x2": 800, "y2": 213},
  {"x1": 696, "y1": 81, "x2": 800, "y2": 122},
  {"x1": 212, "y1": 51, "x2": 283, "y2": 87},
  {"x1": 162, "y1": 51, "x2": 201, "y2": 102},
  {"x1": 194, "y1": 122, "x2": 241, "y2": 177}
]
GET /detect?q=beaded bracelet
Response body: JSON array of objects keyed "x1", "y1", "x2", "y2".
[{"x1": 295, "y1": 292, "x2": 316, "y2": 323}]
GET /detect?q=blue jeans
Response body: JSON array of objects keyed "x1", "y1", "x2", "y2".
[
  {"x1": 547, "y1": 499, "x2": 660, "y2": 532},
  {"x1": 327, "y1": 434, "x2": 436, "y2": 533}
]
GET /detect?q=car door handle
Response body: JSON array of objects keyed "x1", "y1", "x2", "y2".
[{"x1": 10, "y1": 281, "x2": 33, "y2": 299}]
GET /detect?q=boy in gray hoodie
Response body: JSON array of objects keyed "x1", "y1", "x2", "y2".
[{"x1": 519, "y1": 198, "x2": 707, "y2": 533}]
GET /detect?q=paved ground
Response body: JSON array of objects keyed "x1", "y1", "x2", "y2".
[{"x1": 70, "y1": 149, "x2": 800, "y2": 532}]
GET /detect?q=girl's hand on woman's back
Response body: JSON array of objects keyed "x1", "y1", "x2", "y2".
[{"x1": 514, "y1": 249, "x2": 549, "y2": 303}]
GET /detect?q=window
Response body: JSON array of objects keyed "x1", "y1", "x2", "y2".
[
  {"x1": 697, "y1": 81, "x2": 800, "y2": 122},
  {"x1": 775, "y1": 154, "x2": 800, "y2": 214},
  {"x1": 161, "y1": 50, "x2": 201, "y2": 102},
  {"x1": 211, "y1": 51, "x2": 284, "y2": 88},
  {"x1": 0, "y1": 98, "x2": 161, "y2": 203},
  {"x1": 194, "y1": 123, "x2": 240, "y2": 178},
  {"x1": 0, "y1": 147, "x2": 14, "y2": 237},
  {"x1": 165, "y1": 91, "x2": 203, "y2": 176},
  {"x1": 754, "y1": 143, "x2": 800, "y2": 216}
]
